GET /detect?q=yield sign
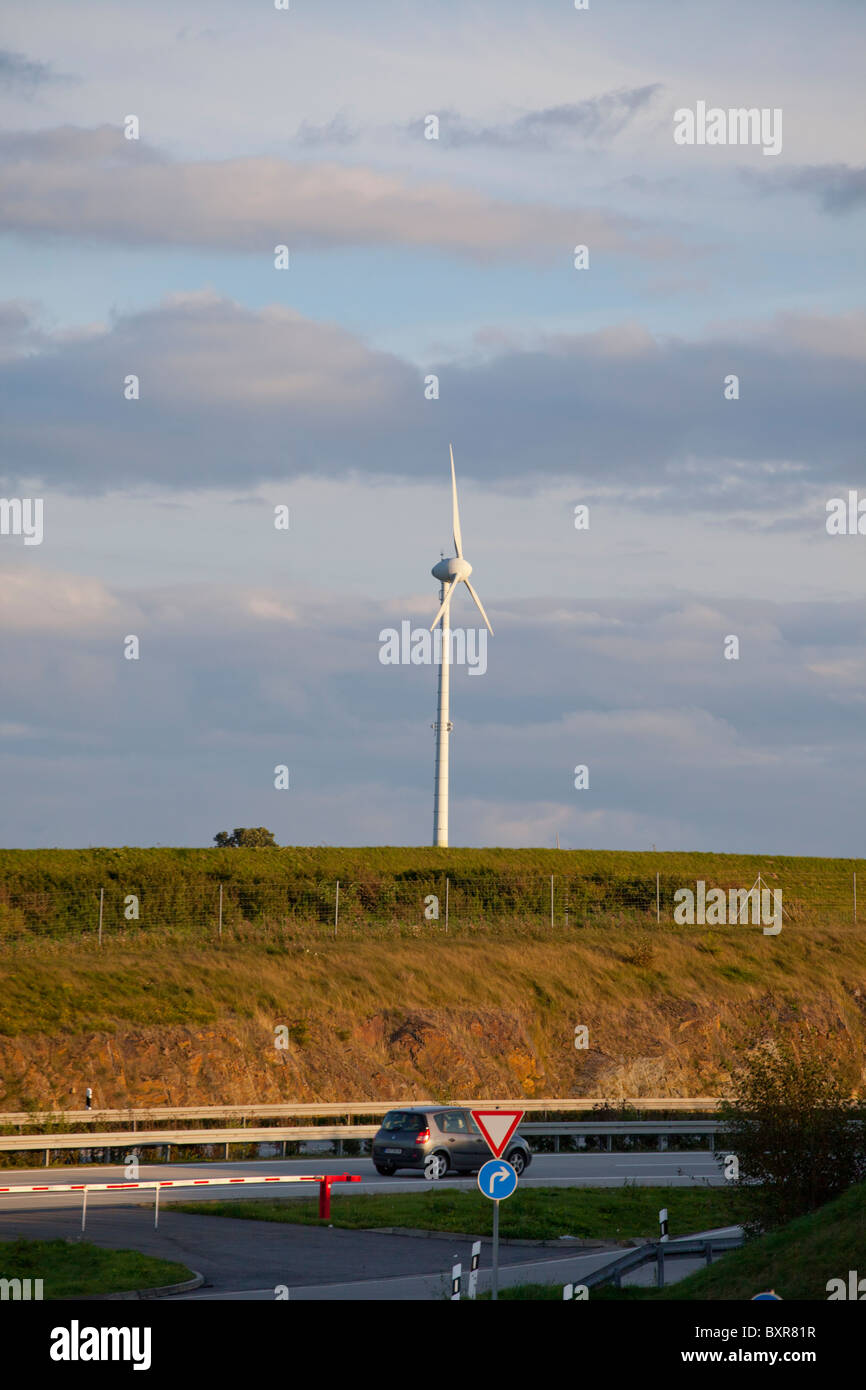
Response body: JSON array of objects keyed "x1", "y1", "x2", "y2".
[{"x1": 471, "y1": 1109, "x2": 524, "y2": 1159}]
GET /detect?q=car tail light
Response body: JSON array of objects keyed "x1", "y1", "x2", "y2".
[{"x1": 415, "y1": 1128, "x2": 430, "y2": 1144}]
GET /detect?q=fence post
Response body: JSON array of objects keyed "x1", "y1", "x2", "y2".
[
  {"x1": 656, "y1": 872, "x2": 660, "y2": 923},
  {"x1": 550, "y1": 875, "x2": 554, "y2": 928},
  {"x1": 334, "y1": 881, "x2": 339, "y2": 938},
  {"x1": 98, "y1": 888, "x2": 104, "y2": 947},
  {"x1": 218, "y1": 883, "x2": 223, "y2": 939},
  {"x1": 445, "y1": 877, "x2": 449, "y2": 934}
]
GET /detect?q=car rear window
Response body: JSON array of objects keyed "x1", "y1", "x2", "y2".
[{"x1": 381, "y1": 1111, "x2": 426, "y2": 1132}]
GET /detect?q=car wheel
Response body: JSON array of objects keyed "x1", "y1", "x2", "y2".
[
  {"x1": 374, "y1": 1163, "x2": 396, "y2": 1176},
  {"x1": 424, "y1": 1152, "x2": 449, "y2": 1181},
  {"x1": 507, "y1": 1148, "x2": 526, "y2": 1176}
]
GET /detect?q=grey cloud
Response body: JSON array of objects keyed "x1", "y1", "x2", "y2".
[
  {"x1": 0, "y1": 298, "x2": 44, "y2": 360},
  {"x1": 295, "y1": 112, "x2": 359, "y2": 147},
  {"x1": 420, "y1": 86, "x2": 663, "y2": 149},
  {"x1": 0, "y1": 125, "x2": 165, "y2": 165},
  {"x1": 0, "y1": 49, "x2": 62, "y2": 89},
  {"x1": 0, "y1": 124, "x2": 665, "y2": 262},
  {"x1": 0, "y1": 575, "x2": 863, "y2": 852},
  {"x1": 0, "y1": 296, "x2": 863, "y2": 503},
  {"x1": 742, "y1": 163, "x2": 866, "y2": 214}
]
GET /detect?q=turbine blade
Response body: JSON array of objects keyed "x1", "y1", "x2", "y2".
[
  {"x1": 450, "y1": 444, "x2": 463, "y2": 558},
  {"x1": 429, "y1": 579, "x2": 457, "y2": 631},
  {"x1": 464, "y1": 579, "x2": 493, "y2": 635}
]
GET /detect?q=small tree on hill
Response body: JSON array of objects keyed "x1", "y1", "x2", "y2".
[
  {"x1": 213, "y1": 828, "x2": 277, "y2": 848},
  {"x1": 719, "y1": 1034, "x2": 866, "y2": 1231}
]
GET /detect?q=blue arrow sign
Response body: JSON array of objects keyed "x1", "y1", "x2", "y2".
[{"x1": 478, "y1": 1159, "x2": 518, "y2": 1201}]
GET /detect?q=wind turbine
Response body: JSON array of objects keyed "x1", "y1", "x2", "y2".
[{"x1": 429, "y1": 445, "x2": 493, "y2": 848}]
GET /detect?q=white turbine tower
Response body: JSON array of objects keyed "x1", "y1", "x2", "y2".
[{"x1": 430, "y1": 445, "x2": 493, "y2": 848}]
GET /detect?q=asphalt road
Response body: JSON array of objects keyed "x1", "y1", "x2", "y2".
[
  {"x1": 0, "y1": 1151, "x2": 728, "y2": 1299},
  {"x1": 0, "y1": 1202, "x2": 629, "y2": 1299},
  {"x1": 0, "y1": 1149, "x2": 725, "y2": 1215}
]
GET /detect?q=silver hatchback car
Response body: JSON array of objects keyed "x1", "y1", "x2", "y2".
[{"x1": 372, "y1": 1106, "x2": 532, "y2": 1179}]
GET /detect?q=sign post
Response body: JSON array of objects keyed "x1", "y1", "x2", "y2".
[
  {"x1": 477, "y1": 1159, "x2": 519, "y2": 1300},
  {"x1": 472, "y1": 1109, "x2": 524, "y2": 1302}
]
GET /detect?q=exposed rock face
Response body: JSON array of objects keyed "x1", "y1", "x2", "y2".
[
  {"x1": 0, "y1": 992, "x2": 860, "y2": 1110},
  {"x1": 2, "y1": 932, "x2": 863, "y2": 1110}
]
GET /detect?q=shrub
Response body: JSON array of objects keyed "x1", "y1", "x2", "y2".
[{"x1": 718, "y1": 1033, "x2": 866, "y2": 1231}]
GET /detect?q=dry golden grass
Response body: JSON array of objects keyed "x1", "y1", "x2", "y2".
[{"x1": 1, "y1": 914, "x2": 863, "y2": 1109}]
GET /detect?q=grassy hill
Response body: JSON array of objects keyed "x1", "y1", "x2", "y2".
[
  {"x1": 1, "y1": 924, "x2": 863, "y2": 1112},
  {"x1": 652, "y1": 1179, "x2": 866, "y2": 1300},
  {"x1": 0, "y1": 846, "x2": 861, "y2": 943},
  {"x1": 1, "y1": 848, "x2": 862, "y2": 1111}
]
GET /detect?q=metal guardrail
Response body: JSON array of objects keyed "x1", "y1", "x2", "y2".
[
  {"x1": 0, "y1": 1119, "x2": 724, "y2": 1166},
  {"x1": 0, "y1": 1125, "x2": 380, "y2": 1156},
  {"x1": 584, "y1": 1234, "x2": 744, "y2": 1291},
  {"x1": 526, "y1": 1120, "x2": 721, "y2": 1152},
  {"x1": 0, "y1": 1097, "x2": 724, "y2": 1129},
  {"x1": 526, "y1": 1121, "x2": 720, "y2": 1134}
]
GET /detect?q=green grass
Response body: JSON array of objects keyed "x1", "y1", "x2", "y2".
[
  {"x1": 0, "y1": 845, "x2": 861, "y2": 945},
  {"x1": 1, "y1": 921, "x2": 864, "y2": 1108},
  {"x1": 2, "y1": 849, "x2": 864, "y2": 1112},
  {"x1": 0, "y1": 1238, "x2": 193, "y2": 1299},
  {"x1": 172, "y1": 1183, "x2": 752, "y2": 1241},
  {"x1": 479, "y1": 1181, "x2": 866, "y2": 1300}
]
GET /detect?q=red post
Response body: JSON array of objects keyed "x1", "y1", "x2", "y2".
[{"x1": 316, "y1": 1173, "x2": 358, "y2": 1219}]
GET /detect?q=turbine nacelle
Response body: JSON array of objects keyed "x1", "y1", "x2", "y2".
[{"x1": 432, "y1": 556, "x2": 472, "y2": 583}]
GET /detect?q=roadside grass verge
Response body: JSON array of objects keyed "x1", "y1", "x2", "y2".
[
  {"x1": 0, "y1": 1238, "x2": 193, "y2": 1299},
  {"x1": 172, "y1": 1183, "x2": 753, "y2": 1242},
  {"x1": 478, "y1": 1181, "x2": 866, "y2": 1300}
]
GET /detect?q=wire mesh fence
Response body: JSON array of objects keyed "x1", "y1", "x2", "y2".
[{"x1": 0, "y1": 868, "x2": 859, "y2": 947}]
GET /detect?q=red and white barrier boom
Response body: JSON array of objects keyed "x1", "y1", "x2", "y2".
[{"x1": 0, "y1": 1172, "x2": 361, "y2": 1230}]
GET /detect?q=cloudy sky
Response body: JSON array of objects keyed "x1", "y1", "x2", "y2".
[{"x1": 1, "y1": 0, "x2": 864, "y2": 852}]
